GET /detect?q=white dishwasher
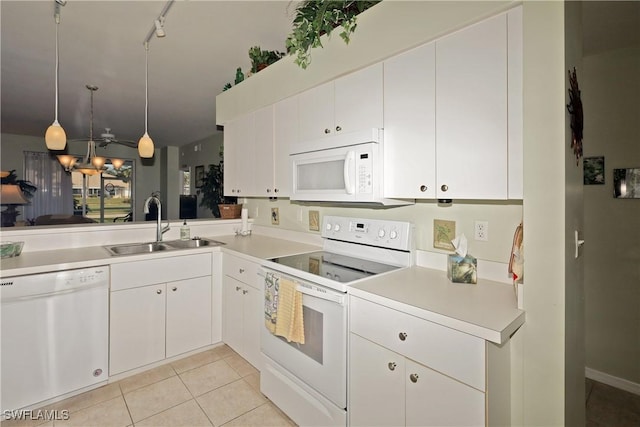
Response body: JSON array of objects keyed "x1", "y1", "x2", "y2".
[{"x1": 1, "y1": 267, "x2": 109, "y2": 412}]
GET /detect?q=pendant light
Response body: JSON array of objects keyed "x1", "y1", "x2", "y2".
[
  {"x1": 45, "y1": 2, "x2": 66, "y2": 150},
  {"x1": 138, "y1": 42, "x2": 155, "y2": 158}
]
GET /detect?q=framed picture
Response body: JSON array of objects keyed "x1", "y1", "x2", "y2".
[
  {"x1": 584, "y1": 156, "x2": 605, "y2": 185},
  {"x1": 433, "y1": 219, "x2": 456, "y2": 250},
  {"x1": 195, "y1": 165, "x2": 204, "y2": 188},
  {"x1": 613, "y1": 168, "x2": 640, "y2": 199}
]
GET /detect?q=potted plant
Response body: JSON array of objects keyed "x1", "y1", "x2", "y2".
[
  {"x1": 285, "y1": 0, "x2": 381, "y2": 69},
  {"x1": 198, "y1": 160, "x2": 239, "y2": 219},
  {"x1": 1, "y1": 170, "x2": 37, "y2": 226},
  {"x1": 248, "y1": 46, "x2": 286, "y2": 73}
]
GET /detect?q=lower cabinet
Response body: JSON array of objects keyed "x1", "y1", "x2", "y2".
[
  {"x1": 109, "y1": 254, "x2": 213, "y2": 376},
  {"x1": 222, "y1": 254, "x2": 263, "y2": 370}
]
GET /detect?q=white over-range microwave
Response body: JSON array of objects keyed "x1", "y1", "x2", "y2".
[{"x1": 289, "y1": 128, "x2": 412, "y2": 206}]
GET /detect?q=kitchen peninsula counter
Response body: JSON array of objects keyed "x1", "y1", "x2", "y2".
[{"x1": 349, "y1": 265, "x2": 525, "y2": 344}]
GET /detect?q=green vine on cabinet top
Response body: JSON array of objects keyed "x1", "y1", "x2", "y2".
[{"x1": 286, "y1": 0, "x2": 381, "y2": 69}]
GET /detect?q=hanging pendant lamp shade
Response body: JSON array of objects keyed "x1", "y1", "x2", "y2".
[
  {"x1": 138, "y1": 42, "x2": 155, "y2": 158},
  {"x1": 45, "y1": 8, "x2": 66, "y2": 150}
]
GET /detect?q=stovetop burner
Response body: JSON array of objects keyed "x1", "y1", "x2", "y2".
[{"x1": 269, "y1": 251, "x2": 401, "y2": 284}]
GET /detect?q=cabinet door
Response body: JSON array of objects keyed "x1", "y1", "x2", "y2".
[
  {"x1": 334, "y1": 63, "x2": 383, "y2": 135},
  {"x1": 383, "y1": 42, "x2": 436, "y2": 198},
  {"x1": 298, "y1": 81, "x2": 334, "y2": 142},
  {"x1": 223, "y1": 117, "x2": 240, "y2": 197},
  {"x1": 253, "y1": 105, "x2": 275, "y2": 197},
  {"x1": 273, "y1": 96, "x2": 297, "y2": 197},
  {"x1": 234, "y1": 112, "x2": 256, "y2": 197},
  {"x1": 242, "y1": 283, "x2": 263, "y2": 370},
  {"x1": 349, "y1": 333, "x2": 405, "y2": 427},
  {"x1": 166, "y1": 276, "x2": 212, "y2": 358},
  {"x1": 222, "y1": 276, "x2": 244, "y2": 355},
  {"x1": 110, "y1": 285, "x2": 166, "y2": 375},
  {"x1": 436, "y1": 14, "x2": 508, "y2": 200},
  {"x1": 405, "y1": 359, "x2": 485, "y2": 427}
]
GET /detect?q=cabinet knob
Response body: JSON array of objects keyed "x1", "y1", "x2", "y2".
[
  {"x1": 231, "y1": 189, "x2": 236, "y2": 193},
  {"x1": 388, "y1": 362, "x2": 397, "y2": 371},
  {"x1": 324, "y1": 128, "x2": 331, "y2": 134},
  {"x1": 336, "y1": 126, "x2": 342, "y2": 132},
  {"x1": 441, "y1": 184, "x2": 448, "y2": 192},
  {"x1": 243, "y1": 290, "x2": 248, "y2": 295},
  {"x1": 274, "y1": 188, "x2": 279, "y2": 193},
  {"x1": 398, "y1": 332, "x2": 407, "y2": 341},
  {"x1": 237, "y1": 189, "x2": 241, "y2": 194},
  {"x1": 157, "y1": 289, "x2": 162, "y2": 294},
  {"x1": 420, "y1": 185, "x2": 428, "y2": 192},
  {"x1": 409, "y1": 373, "x2": 419, "y2": 383},
  {"x1": 267, "y1": 188, "x2": 271, "y2": 193},
  {"x1": 172, "y1": 286, "x2": 177, "y2": 292},
  {"x1": 239, "y1": 268, "x2": 245, "y2": 274},
  {"x1": 236, "y1": 286, "x2": 241, "y2": 291}
]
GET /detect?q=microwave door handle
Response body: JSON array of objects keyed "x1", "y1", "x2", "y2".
[
  {"x1": 344, "y1": 150, "x2": 356, "y2": 195},
  {"x1": 295, "y1": 285, "x2": 345, "y2": 305}
]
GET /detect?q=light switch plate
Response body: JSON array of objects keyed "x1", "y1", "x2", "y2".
[
  {"x1": 309, "y1": 210, "x2": 320, "y2": 231},
  {"x1": 271, "y1": 208, "x2": 279, "y2": 225}
]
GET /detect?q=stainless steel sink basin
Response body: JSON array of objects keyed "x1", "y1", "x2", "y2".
[
  {"x1": 105, "y1": 242, "x2": 170, "y2": 256},
  {"x1": 104, "y1": 238, "x2": 223, "y2": 256}
]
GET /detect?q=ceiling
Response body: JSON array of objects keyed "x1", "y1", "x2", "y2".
[
  {"x1": 2, "y1": 1, "x2": 638, "y2": 149},
  {"x1": 1, "y1": 0, "x2": 297, "y2": 148}
]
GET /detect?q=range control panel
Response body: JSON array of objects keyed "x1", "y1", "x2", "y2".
[{"x1": 321, "y1": 216, "x2": 413, "y2": 251}]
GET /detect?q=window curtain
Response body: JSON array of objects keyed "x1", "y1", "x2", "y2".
[{"x1": 23, "y1": 151, "x2": 73, "y2": 220}]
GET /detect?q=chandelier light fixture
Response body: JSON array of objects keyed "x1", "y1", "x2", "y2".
[
  {"x1": 44, "y1": 0, "x2": 66, "y2": 150},
  {"x1": 57, "y1": 85, "x2": 124, "y2": 176}
]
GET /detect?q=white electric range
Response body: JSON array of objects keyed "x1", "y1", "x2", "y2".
[{"x1": 260, "y1": 215, "x2": 414, "y2": 426}]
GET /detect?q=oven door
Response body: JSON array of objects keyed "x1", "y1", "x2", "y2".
[{"x1": 260, "y1": 268, "x2": 347, "y2": 408}]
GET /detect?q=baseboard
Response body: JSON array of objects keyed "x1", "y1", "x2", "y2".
[{"x1": 585, "y1": 367, "x2": 640, "y2": 396}]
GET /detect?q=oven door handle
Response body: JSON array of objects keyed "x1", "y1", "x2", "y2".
[{"x1": 296, "y1": 284, "x2": 345, "y2": 305}]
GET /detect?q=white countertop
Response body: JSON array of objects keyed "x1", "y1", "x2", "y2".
[
  {"x1": 0, "y1": 234, "x2": 321, "y2": 278},
  {"x1": 349, "y1": 266, "x2": 525, "y2": 345}
]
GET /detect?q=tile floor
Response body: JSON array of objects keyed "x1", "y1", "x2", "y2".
[
  {"x1": 586, "y1": 378, "x2": 640, "y2": 427},
  {"x1": 2, "y1": 345, "x2": 295, "y2": 427}
]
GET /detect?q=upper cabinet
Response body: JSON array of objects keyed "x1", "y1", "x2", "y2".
[
  {"x1": 383, "y1": 7, "x2": 522, "y2": 200},
  {"x1": 298, "y1": 63, "x2": 383, "y2": 142}
]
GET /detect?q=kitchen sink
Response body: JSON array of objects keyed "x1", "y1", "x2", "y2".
[{"x1": 104, "y1": 238, "x2": 223, "y2": 256}]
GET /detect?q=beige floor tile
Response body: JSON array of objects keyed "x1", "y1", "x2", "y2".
[
  {"x1": 117, "y1": 364, "x2": 176, "y2": 394},
  {"x1": 47, "y1": 383, "x2": 122, "y2": 414},
  {"x1": 1, "y1": 416, "x2": 54, "y2": 427},
  {"x1": 54, "y1": 396, "x2": 131, "y2": 427},
  {"x1": 123, "y1": 376, "x2": 191, "y2": 422},
  {"x1": 196, "y1": 379, "x2": 266, "y2": 426},
  {"x1": 135, "y1": 400, "x2": 212, "y2": 427},
  {"x1": 244, "y1": 372, "x2": 261, "y2": 393},
  {"x1": 222, "y1": 402, "x2": 295, "y2": 427},
  {"x1": 179, "y1": 359, "x2": 240, "y2": 397},
  {"x1": 171, "y1": 349, "x2": 223, "y2": 374},
  {"x1": 210, "y1": 344, "x2": 236, "y2": 360},
  {"x1": 225, "y1": 353, "x2": 259, "y2": 377}
]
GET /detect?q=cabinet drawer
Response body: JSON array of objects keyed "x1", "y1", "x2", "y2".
[
  {"x1": 111, "y1": 253, "x2": 212, "y2": 291},
  {"x1": 350, "y1": 296, "x2": 485, "y2": 391},
  {"x1": 223, "y1": 254, "x2": 260, "y2": 288}
]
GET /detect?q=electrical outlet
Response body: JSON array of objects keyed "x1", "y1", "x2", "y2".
[
  {"x1": 271, "y1": 208, "x2": 279, "y2": 225},
  {"x1": 474, "y1": 221, "x2": 489, "y2": 241}
]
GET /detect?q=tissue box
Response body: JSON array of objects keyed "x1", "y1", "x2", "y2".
[{"x1": 447, "y1": 254, "x2": 477, "y2": 284}]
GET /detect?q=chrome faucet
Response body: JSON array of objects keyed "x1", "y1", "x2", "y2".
[{"x1": 144, "y1": 194, "x2": 170, "y2": 242}]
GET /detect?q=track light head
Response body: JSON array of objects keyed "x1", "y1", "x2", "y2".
[{"x1": 154, "y1": 18, "x2": 165, "y2": 38}]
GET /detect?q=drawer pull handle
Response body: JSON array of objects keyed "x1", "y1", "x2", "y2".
[
  {"x1": 236, "y1": 286, "x2": 241, "y2": 291},
  {"x1": 388, "y1": 362, "x2": 397, "y2": 371},
  {"x1": 172, "y1": 287, "x2": 177, "y2": 292},
  {"x1": 239, "y1": 268, "x2": 245, "y2": 274},
  {"x1": 398, "y1": 332, "x2": 407, "y2": 341},
  {"x1": 243, "y1": 290, "x2": 248, "y2": 295},
  {"x1": 157, "y1": 289, "x2": 162, "y2": 294},
  {"x1": 409, "y1": 373, "x2": 419, "y2": 383}
]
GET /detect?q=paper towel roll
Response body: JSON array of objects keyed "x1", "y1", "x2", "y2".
[{"x1": 241, "y1": 208, "x2": 249, "y2": 232}]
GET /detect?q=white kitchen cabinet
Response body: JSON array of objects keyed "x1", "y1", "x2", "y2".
[
  {"x1": 110, "y1": 254, "x2": 213, "y2": 375},
  {"x1": 349, "y1": 295, "x2": 503, "y2": 426},
  {"x1": 383, "y1": 42, "x2": 437, "y2": 198},
  {"x1": 298, "y1": 63, "x2": 383, "y2": 142},
  {"x1": 224, "y1": 112, "x2": 256, "y2": 197},
  {"x1": 222, "y1": 254, "x2": 263, "y2": 370},
  {"x1": 273, "y1": 96, "x2": 297, "y2": 197},
  {"x1": 383, "y1": 8, "x2": 522, "y2": 201}
]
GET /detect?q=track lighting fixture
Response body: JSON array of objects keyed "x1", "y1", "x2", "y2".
[
  {"x1": 154, "y1": 18, "x2": 166, "y2": 38},
  {"x1": 143, "y1": 0, "x2": 174, "y2": 44}
]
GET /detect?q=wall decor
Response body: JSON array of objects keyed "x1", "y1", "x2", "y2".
[
  {"x1": 566, "y1": 67, "x2": 584, "y2": 165},
  {"x1": 584, "y1": 156, "x2": 605, "y2": 185},
  {"x1": 613, "y1": 168, "x2": 640, "y2": 199},
  {"x1": 433, "y1": 219, "x2": 456, "y2": 250},
  {"x1": 195, "y1": 165, "x2": 204, "y2": 188}
]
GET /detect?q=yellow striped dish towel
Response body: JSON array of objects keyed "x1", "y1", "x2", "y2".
[{"x1": 274, "y1": 276, "x2": 305, "y2": 344}]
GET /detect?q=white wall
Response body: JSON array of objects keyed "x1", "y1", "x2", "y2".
[{"x1": 583, "y1": 46, "x2": 640, "y2": 385}]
